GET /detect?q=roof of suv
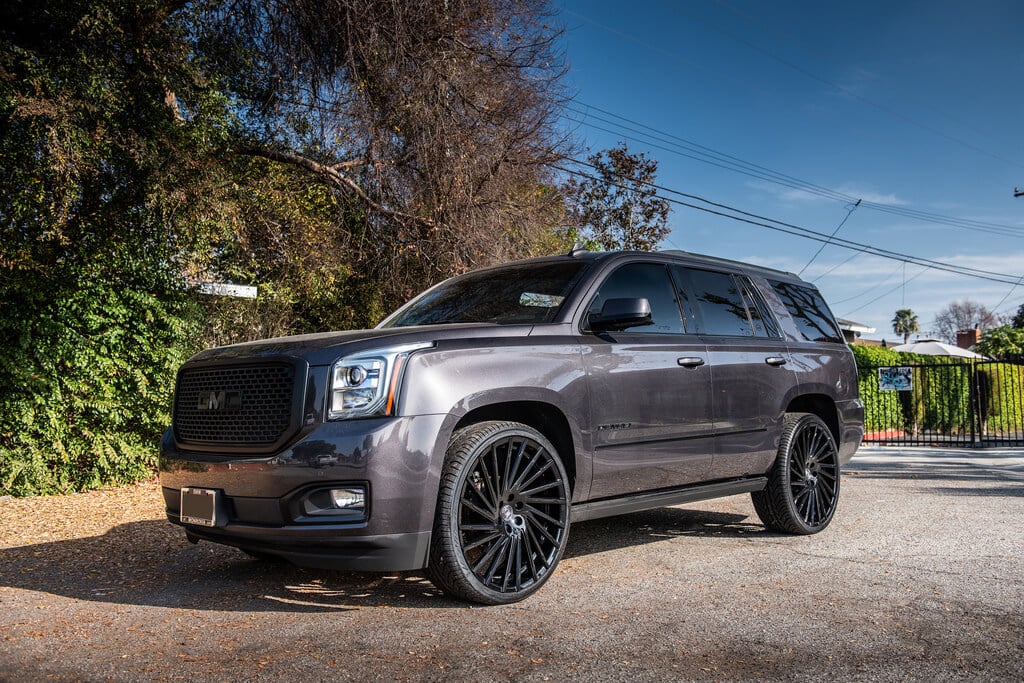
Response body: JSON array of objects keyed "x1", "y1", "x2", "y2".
[{"x1": 554, "y1": 247, "x2": 803, "y2": 284}]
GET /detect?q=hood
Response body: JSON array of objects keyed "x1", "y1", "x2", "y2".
[{"x1": 186, "y1": 323, "x2": 546, "y2": 367}]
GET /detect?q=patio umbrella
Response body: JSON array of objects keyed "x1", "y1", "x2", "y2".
[{"x1": 890, "y1": 340, "x2": 986, "y2": 358}]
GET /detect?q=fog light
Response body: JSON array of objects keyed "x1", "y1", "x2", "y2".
[
  {"x1": 330, "y1": 488, "x2": 365, "y2": 510},
  {"x1": 298, "y1": 486, "x2": 367, "y2": 521}
]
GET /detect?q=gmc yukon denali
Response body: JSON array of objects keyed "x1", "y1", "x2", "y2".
[{"x1": 160, "y1": 249, "x2": 863, "y2": 604}]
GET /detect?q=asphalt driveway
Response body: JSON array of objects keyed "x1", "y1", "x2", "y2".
[{"x1": 1, "y1": 446, "x2": 1022, "y2": 681}]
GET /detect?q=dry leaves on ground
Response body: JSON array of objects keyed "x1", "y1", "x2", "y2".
[{"x1": 0, "y1": 480, "x2": 165, "y2": 549}]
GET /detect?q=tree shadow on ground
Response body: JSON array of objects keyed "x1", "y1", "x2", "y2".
[
  {"x1": 845, "y1": 454, "x2": 1024, "y2": 496},
  {"x1": 0, "y1": 507, "x2": 762, "y2": 613}
]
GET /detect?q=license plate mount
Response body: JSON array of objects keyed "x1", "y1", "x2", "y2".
[{"x1": 180, "y1": 487, "x2": 220, "y2": 527}]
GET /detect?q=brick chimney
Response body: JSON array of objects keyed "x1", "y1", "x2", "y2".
[{"x1": 956, "y1": 328, "x2": 980, "y2": 350}]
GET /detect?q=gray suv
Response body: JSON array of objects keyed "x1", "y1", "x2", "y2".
[{"x1": 160, "y1": 249, "x2": 863, "y2": 604}]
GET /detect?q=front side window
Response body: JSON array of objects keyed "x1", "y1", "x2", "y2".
[
  {"x1": 769, "y1": 281, "x2": 844, "y2": 343},
  {"x1": 381, "y1": 261, "x2": 589, "y2": 327},
  {"x1": 587, "y1": 262, "x2": 685, "y2": 334}
]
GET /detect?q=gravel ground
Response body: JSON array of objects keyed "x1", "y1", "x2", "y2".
[{"x1": 1, "y1": 446, "x2": 1022, "y2": 682}]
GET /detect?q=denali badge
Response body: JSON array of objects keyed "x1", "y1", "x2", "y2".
[{"x1": 196, "y1": 390, "x2": 242, "y2": 411}]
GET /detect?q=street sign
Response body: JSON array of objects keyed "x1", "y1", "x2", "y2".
[{"x1": 197, "y1": 282, "x2": 258, "y2": 299}]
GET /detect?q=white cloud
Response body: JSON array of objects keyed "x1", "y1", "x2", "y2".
[
  {"x1": 745, "y1": 180, "x2": 907, "y2": 206},
  {"x1": 834, "y1": 184, "x2": 907, "y2": 206}
]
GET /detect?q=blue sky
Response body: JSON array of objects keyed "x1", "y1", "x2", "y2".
[{"x1": 556, "y1": 0, "x2": 1024, "y2": 341}]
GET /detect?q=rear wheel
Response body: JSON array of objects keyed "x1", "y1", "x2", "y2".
[
  {"x1": 425, "y1": 421, "x2": 571, "y2": 604},
  {"x1": 752, "y1": 412, "x2": 840, "y2": 534}
]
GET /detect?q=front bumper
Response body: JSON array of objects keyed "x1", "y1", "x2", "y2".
[{"x1": 159, "y1": 413, "x2": 449, "y2": 572}]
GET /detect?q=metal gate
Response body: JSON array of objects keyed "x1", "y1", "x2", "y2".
[{"x1": 860, "y1": 358, "x2": 1024, "y2": 448}]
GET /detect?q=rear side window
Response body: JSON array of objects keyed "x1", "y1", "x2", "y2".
[
  {"x1": 675, "y1": 267, "x2": 779, "y2": 338},
  {"x1": 770, "y1": 281, "x2": 844, "y2": 343}
]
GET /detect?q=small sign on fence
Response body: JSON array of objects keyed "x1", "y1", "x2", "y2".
[{"x1": 878, "y1": 366, "x2": 913, "y2": 392}]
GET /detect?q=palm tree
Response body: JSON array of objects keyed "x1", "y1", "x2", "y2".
[{"x1": 892, "y1": 308, "x2": 920, "y2": 344}]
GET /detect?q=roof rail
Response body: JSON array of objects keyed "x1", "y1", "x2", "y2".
[{"x1": 659, "y1": 249, "x2": 798, "y2": 280}]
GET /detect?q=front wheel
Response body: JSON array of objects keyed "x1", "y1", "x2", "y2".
[
  {"x1": 752, "y1": 412, "x2": 840, "y2": 535},
  {"x1": 425, "y1": 421, "x2": 571, "y2": 604}
]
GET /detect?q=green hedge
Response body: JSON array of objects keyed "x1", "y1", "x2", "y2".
[
  {"x1": 0, "y1": 270, "x2": 200, "y2": 496},
  {"x1": 851, "y1": 345, "x2": 1024, "y2": 437},
  {"x1": 851, "y1": 346, "x2": 906, "y2": 433}
]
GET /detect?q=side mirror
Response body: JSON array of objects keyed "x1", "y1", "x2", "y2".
[{"x1": 588, "y1": 298, "x2": 653, "y2": 332}]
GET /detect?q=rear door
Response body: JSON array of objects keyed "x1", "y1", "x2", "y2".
[
  {"x1": 672, "y1": 266, "x2": 796, "y2": 480},
  {"x1": 582, "y1": 261, "x2": 714, "y2": 498}
]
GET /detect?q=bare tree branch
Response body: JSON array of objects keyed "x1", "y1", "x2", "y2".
[{"x1": 244, "y1": 146, "x2": 435, "y2": 229}]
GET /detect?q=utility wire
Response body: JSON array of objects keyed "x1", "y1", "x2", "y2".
[
  {"x1": 829, "y1": 263, "x2": 905, "y2": 305},
  {"x1": 991, "y1": 275, "x2": 1024, "y2": 313},
  {"x1": 658, "y1": 0, "x2": 1024, "y2": 170},
  {"x1": 567, "y1": 103, "x2": 1024, "y2": 237},
  {"x1": 556, "y1": 159, "x2": 1024, "y2": 286},
  {"x1": 712, "y1": 0, "x2": 1004, "y2": 148},
  {"x1": 810, "y1": 249, "x2": 863, "y2": 283},
  {"x1": 842, "y1": 266, "x2": 931, "y2": 317},
  {"x1": 799, "y1": 199, "x2": 860, "y2": 276}
]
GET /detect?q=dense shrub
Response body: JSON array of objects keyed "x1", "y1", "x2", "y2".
[
  {"x1": 850, "y1": 345, "x2": 906, "y2": 433},
  {"x1": 851, "y1": 344, "x2": 1024, "y2": 438},
  {"x1": 0, "y1": 268, "x2": 200, "y2": 496}
]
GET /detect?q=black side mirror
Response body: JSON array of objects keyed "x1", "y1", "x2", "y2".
[{"x1": 589, "y1": 298, "x2": 653, "y2": 332}]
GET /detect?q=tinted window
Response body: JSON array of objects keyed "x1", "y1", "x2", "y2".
[
  {"x1": 588, "y1": 263, "x2": 685, "y2": 334},
  {"x1": 738, "y1": 278, "x2": 781, "y2": 338},
  {"x1": 770, "y1": 281, "x2": 844, "y2": 343},
  {"x1": 681, "y1": 268, "x2": 755, "y2": 336},
  {"x1": 382, "y1": 261, "x2": 588, "y2": 327}
]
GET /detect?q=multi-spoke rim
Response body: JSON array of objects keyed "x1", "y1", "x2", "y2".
[
  {"x1": 788, "y1": 422, "x2": 839, "y2": 528},
  {"x1": 456, "y1": 434, "x2": 569, "y2": 594}
]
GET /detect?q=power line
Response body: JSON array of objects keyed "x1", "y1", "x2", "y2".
[
  {"x1": 841, "y1": 266, "x2": 931, "y2": 317},
  {"x1": 557, "y1": 159, "x2": 1024, "y2": 286},
  {"x1": 829, "y1": 263, "x2": 905, "y2": 305},
  {"x1": 567, "y1": 102, "x2": 1024, "y2": 238},
  {"x1": 991, "y1": 275, "x2": 1024, "y2": 313},
  {"x1": 658, "y1": 0, "x2": 1024, "y2": 170},
  {"x1": 711, "y1": 0, "x2": 1005, "y2": 148},
  {"x1": 810, "y1": 250, "x2": 863, "y2": 283},
  {"x1": 799, "y1": 199, "x2": 860, "y2": 276}
]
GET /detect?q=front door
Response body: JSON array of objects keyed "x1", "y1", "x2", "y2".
[{"x1": 583, "y1": 262, "x2": 714, "y2": 498}]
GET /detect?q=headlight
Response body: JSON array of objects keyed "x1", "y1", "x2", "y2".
[{"x1": 328, "y1": 341, "x2": 433, "y2": 420}]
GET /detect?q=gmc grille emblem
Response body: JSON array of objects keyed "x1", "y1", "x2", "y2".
[{"x1": 197, "y1": 390, "x2": 242, "y2": 411}]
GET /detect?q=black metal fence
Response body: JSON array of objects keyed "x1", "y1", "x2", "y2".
[{"x1": 859, "y1": 357, "x2": 1024, "y2": 448}]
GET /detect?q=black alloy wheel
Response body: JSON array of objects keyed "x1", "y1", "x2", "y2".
[
  {"x1": 426, "y1": 421, "x2": 571, "y2": 604},
  {"x1": 752, "y1": 412, "x2": 840, "y2": 535}
]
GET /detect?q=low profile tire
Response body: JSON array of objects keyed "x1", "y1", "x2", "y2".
[
  {"x1": 425, "y1": 421, "x2": 571, "y2": 605},
  {"x1": 752, "y1": 412, "x2": 840, "y2": 535}
]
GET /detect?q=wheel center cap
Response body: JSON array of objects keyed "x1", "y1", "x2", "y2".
[{"x1": 500, "y1": 505, "x2": 526, "y2": 538}]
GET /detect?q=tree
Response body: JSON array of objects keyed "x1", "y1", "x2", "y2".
[
  {"x1": 0, "y1": 0, "x2": 220, "y2": 494},
  {"x1": 891, "y1": 308, "x2": 920, "y2": 344},
  {"x1": 0, "y1": 0, "x2": 573, "y2": 494},
  {"x1": 564, "y1": 143, "x2": 671, "y2": 251},
  {"x1": 932, "y1": 299, "x2": 1000, "y2": 344},
  {"x1": 1012, "y1": 303, "x2": 1024, "y2": 329},
  {"x1": 976, "y1": 326, "x2": 1024, "y2": 359},
  {"x1": 204, "y1": 0, "x2": 571, "y2": 298}
]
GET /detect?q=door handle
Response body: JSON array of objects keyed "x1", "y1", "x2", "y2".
[
  {"x1": 765, "y1": 356, "x2": 788, "y2": 367},
  {"x1": 677, "y1": 357, "x2": 705, "y2": 368}
]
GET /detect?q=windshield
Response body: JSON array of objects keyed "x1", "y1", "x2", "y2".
[{"x1": 381, "y1": 260, "x2": 590, "y2": 328}]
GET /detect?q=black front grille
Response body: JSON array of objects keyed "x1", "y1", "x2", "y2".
[{"x1": 174, "y1": 363, "x2": 297, "y2": 447}]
